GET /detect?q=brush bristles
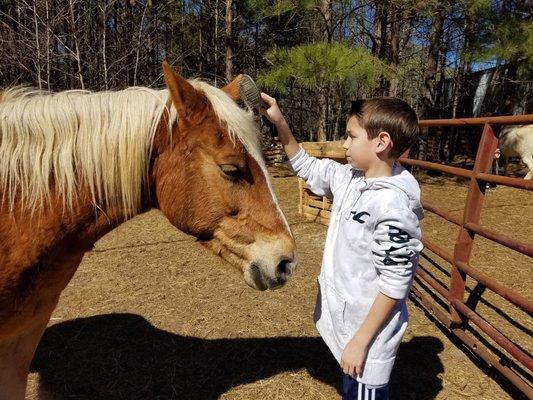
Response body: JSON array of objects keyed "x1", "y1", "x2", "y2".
[{"x1": 239, "y1": 75, "x2": 262, "y2": 111}]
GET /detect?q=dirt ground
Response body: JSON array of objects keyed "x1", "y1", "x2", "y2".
[{"x1": 26, "y1": 168, "x2": 531, "y2": 400}]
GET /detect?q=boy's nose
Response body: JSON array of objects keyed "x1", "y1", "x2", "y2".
[{"x1": 342, "y1": 139, "x2": 349, "y2": 149}]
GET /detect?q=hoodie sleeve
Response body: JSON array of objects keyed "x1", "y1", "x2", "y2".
[
  {"x1": 371, "y1": 208, "x2": 423, "y2": 300},
  {"x1": 289, "y1": 146, "x2": 352, "y2": 197}
]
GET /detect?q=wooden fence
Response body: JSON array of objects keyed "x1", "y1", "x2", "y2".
[{"x1": 261, "y1": 134, "x2": 287, "y2": 166}]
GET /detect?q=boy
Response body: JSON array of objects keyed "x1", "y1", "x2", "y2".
[{"x1": 260, "y1": 93, "x2": 424, "y2": 400}]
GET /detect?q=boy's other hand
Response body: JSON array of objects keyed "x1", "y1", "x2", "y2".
[
  {"x1": 341, "y1": 335, "x2": 369, "y2": 377},
  {"x1": 260, "y1": 93, "x2": 286, "y2": 126}
]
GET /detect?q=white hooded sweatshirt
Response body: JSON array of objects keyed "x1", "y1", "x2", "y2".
[{"x1": 290, "y1": 147, "x2": 424, "y2": 386}]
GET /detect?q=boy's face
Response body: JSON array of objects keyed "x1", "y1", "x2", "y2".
[{"x1": 342, "y1": 116, "x2": 378, "y2": 171}]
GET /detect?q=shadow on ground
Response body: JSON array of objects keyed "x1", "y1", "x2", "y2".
[{"x1": 31, "y1": 314, "x2": 444, "y2": 399}]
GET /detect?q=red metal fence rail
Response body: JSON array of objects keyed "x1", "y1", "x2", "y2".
[
  {"x1": 400, "y1": 115, "x2": 533, "y2": 397},
  {"x1": 298, "y1": 114, "x2": 533, "y2": 397}
]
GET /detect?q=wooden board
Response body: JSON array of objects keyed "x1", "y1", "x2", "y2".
[{"x1": 301, "y1": 141, "x2": 346, "y2": 160}]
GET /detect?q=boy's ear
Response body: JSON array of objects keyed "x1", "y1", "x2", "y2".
[{"x1": 376, "y1": 131, "x2": 393, "y2": 154}]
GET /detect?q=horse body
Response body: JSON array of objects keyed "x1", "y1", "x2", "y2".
[
  {"x1": 0, "y1": 192, "x2": 101, "y2": 397},
  {"x1": 497, "y1": 124, "x2": 533, "y2": 179},
  {"x1": 0, "y1": 63, "x2": 296, "y2": 399},
  {"x1": 0, "y1": 185, "x2": 120, "y2": 397}
]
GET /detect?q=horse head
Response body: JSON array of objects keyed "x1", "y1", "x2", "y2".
[{"x1": 151, "y1": 63, "x2": 297, "y2": 290}]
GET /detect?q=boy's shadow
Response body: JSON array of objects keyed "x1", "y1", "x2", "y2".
[{"x1": 31, "y1": 313, "x2": 444, "y2": 399}]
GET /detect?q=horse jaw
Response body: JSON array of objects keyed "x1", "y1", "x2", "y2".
[{"x1": 201, "y1": 231, "x2": 297, "y2": 291}]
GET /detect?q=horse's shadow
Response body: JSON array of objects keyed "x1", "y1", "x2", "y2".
[{"x1": 31, "y1": 313, "x2": 444, "y2": 399}]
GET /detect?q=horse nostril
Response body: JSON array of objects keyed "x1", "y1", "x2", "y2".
[{"x1": 276, "y1": 259, "x2": 292, "y2": 281}]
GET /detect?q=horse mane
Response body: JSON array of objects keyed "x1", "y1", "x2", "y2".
[{"x1": 0, "y1": 80, "x2": 263, "y2": 218}]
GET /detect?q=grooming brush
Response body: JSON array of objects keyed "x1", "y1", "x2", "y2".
[
  {"x1": 239, "y1": 74, "x2": 277, "y2": 137},
  {"x1": 239, "y1": 74, "x2": 265, "y2": 114}
]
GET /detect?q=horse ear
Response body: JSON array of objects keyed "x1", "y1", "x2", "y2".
[
  {"x1": 162, "y1": 61, "x2": 198, "y2": 119},
  {"x1": 221, "y1": 74, "x2": 243, "y2": 101}
]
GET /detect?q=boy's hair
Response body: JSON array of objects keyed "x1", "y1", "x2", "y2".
[{"x1": 348, "y1": 97, "x2": 419, "y2": 159}]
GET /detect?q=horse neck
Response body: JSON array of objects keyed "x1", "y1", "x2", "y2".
[{"x1": 10, "y1": 191, "x2": 145, "y2": 250}]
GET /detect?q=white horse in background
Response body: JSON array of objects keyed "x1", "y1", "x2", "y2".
[{"x1": 495, "y1": 124, "x2": 533, "y2": 180}]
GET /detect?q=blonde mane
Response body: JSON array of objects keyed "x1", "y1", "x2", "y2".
[{"x1": 0, "y1": 81, "x2": 265, "y2": 218}]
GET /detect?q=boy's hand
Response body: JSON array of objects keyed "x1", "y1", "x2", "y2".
[
  {"x1": 340, "y1": 293, "x2": 398, "y2": 378},
  {"x1": 258, "y1": 92, "x2": 300, "y2": 158},
  {"x1": 340, "y1": 334, "x2": 369, "y2": 377},
  {"x1": 259, "y1": 93, "x2": 286, "y2": 126}
]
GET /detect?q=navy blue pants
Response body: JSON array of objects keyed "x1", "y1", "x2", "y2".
[{"x1": 342, "y1": 374, "x2": 389, "y2": 400}]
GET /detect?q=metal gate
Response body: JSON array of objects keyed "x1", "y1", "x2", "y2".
[{"x1": 403, "y1": 115, "x2": 533, "y2": 398}]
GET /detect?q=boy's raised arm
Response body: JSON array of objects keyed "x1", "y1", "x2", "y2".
[{"x1": 259, "y1": 92, "x2": 353, "y2": 198}]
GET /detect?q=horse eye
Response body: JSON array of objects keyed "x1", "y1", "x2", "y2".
[{"x1": 220, "y1": 164, "x2": 242, "y2": 179}]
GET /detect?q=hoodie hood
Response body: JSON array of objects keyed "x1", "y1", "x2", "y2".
[{"x1": 361, "y1": 165, "x2": 424, "y2": 220}]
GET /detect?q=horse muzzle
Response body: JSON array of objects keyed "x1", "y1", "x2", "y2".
[
  {"x1": 203, "y1": 227, "x2": 298, "y2": 291},
  {"x1": 244, "y1": 256, "x2": 298, "y2": 291}
]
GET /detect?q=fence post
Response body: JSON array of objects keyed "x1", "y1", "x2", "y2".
[{"x1": 449, "y1": 123, "x2": 500, "y2": 326}]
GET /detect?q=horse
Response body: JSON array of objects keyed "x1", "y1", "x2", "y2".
[
  {"x1": 495, "y1": 124, "x2": 533, "y2": 179},
  {"x1": 0, "y1": 62, "x2": 297, "y2": 399}
]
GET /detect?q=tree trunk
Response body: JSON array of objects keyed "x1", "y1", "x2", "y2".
[
  {"x1": 388, "y1": 5, "x2": 401, "y2": 96},
  {"x1": 371, "y1": 1, "x2": 387, "y2": 57},
  {"x1": 452, "y1": 12, "x2": 474, "y2": 119},
  {"x1": 314, "y1": 0, "x2": 332, "y2": 141},
  {"x1": 68, "y1": 0, "x2": 84, "y2": 89},
  {"x1": 372, "y1": 1, "x2": 389, "y2": 95},
  {"x1": 102, "y1": 0, "x2": 109, "y2": 89},
  {"x1": 434, "y1": 32, "x2": 449, "y2": 119},
  {"x1": 215, "y1": 0, "x2": 219, "y2": 83},
  {"x1": 319, "y1": 0, "x2": 332, "y2": 42},
  {"x1": 133, "y1": 2, "x2": 148, "y2": 86},
  {"x1": 225, "y1": 0, "x2": 233, "y2": 82},
  {"x1": 32, "y1": 3, "x2": 42, "y2": 89},
  {"x1": 419, "y1": 9, "x2": 444, "y2": 119},
  {"x1": 317, "y1": 87, "x2": 328, "y2": 142},
  {"x1": 45, "y1": 0, "x2": 51, "y2": 89}
]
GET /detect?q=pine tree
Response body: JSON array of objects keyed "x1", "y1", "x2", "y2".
[{"x1": 257, "y1": 42, "x2": 387, "y2": 140}]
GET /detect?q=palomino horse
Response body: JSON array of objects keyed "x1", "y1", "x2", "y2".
[
  {"x1": 0, "y1": 62, "x2": 297, "y2": 399},
  {"x1": 496, "y1": 124, "x2": 533, "y2": 179}
]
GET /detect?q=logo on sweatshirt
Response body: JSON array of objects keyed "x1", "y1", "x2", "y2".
[
  {"x1": 350, "y1": 211, "x2": 370, "y2": 223},
  {"x1": 388, "y1": 226, "x2": 410, "y2": 244},
  {"x1": 372, "y1": 226, "x2": 413, "y2": 266}
]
